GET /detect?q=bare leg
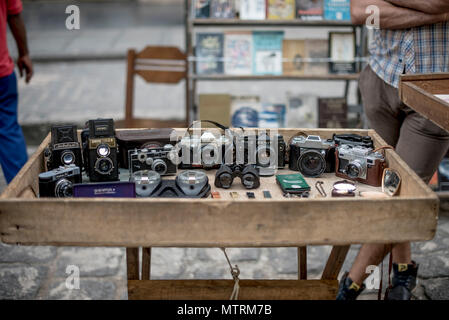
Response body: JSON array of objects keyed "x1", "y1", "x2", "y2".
[
  {"x1": 392, "y1": 242, "x2": 411, "y2": 264},
  {"x1": 348, "y1": 244, "x2": 390, "y2": 285}
]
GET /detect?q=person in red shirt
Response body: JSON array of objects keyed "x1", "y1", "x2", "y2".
[{"x1": 0, "y1": 0, "x2": 32, "y2": 183}]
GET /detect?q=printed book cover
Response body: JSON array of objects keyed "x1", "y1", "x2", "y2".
[
  {"x1": 240, "y1": 0, "x2": 266, "y2": 20},
  {"x1": 224, "y1": 31, "x2": 253, "y2": 75},
  {"x1": 296, "y1": 0, "x2": 323, "y2": 20},
  {"x1": 196, "y1": 33, "x2": 224, "y2": 75},
  {"x1": 210, "y1": 0, "x2": 236, "y2": 18},
  {"x1": 252, "y1": 31, "x2": 284, "y2": 75},
  {"x1": 304, "y1": 39, "x2": 328, "y2": 75},
  {"x1": 283, "y1": 39, "x2": 306, "y2": 75},
  {"x1": 318, "y1": 97, "x2": 348, "y2": 128},
  {"x1": 231, "y1": 95, "x2": 262, "y2": 128},
  {"x1": 267, "y1": 0, "x2": 295, "y2": 20},
  {"x1": 194, "y1": 0, "x2": 211, "y2": 18},
  {"x1": 324, "y1": 0, "x2": 351, "y2": 21}
]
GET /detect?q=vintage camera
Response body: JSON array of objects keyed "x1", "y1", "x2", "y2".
[
  {"x1": 215, "y1": 164, "x2": 260, "y2": 190},
  {"x1": 178, "y1": 131, "x2": 234, "y2": 170},
  {"x1": 289, "y1": 135, "x2": 335, "y2": 177},
  {"x1": 128, "y1": 145, "x2": 177, "y2": 176},
  {"x1": 333, "y1": 133, "x2": 374, "y2": 149},
  {"x1": 236, "y1": 133, "x2": 286, "y2": 173},
  {"x1": 38, "y1": 164, "x2": 81, "y2": 198},
  {"x1": 46, "y1": 125, "x2": 83, "y2": 170},
  {"x1": 130, "y1": 170, "x2": 211, "y2": 198},
  {"x1": 335, "y1": 144, "x2": 386, "y2": 187},
  {"x1": 116, "y1": 128, "x2": 175, "y2": 169},
  {"x1": 82, "y1": 119, "x2": 119, "y2": 182}
]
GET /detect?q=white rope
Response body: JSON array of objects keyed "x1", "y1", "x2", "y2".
[{"x1": 220, "y1": 247, "x2": 241, "y2": 300}]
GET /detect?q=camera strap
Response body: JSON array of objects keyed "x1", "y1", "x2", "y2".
[{"x1": 373, "y1": 145, "x2": 394, "y2": 155}]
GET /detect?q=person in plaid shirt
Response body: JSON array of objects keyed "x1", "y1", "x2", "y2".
[{"x1": 337, "y1": 1, "x2": 449, "y2": 300}]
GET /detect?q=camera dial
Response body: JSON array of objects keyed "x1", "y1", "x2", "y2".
[
  {"x1": 61, "y1": 150, "x2": 75, "y2": 165},
  {"x1": 54, "y1": 178, "x2": 73, "y2": 198},
  {"x1": 97, "y1": 144, "x2": 111, "y2": 157}
]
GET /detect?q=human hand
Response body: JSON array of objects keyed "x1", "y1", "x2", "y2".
[{"x1": 17, "y1": 54, "x2": 33, "y2": 84}]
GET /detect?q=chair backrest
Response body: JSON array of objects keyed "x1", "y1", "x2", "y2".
[{"x1": 124, "y1": 46, "x2": 188, "y2": 128}]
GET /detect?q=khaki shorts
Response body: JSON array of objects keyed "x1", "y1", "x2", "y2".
[{"x1": 359, "y1": 65, "x2": 449, "y2": 183}]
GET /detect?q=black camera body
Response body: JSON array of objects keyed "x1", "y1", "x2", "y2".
[
  {"x1": 47, "y1": 125, "x2": 83, "y2": 170},
  {"x1": 289, "y1": 135, "x2": 336, "y2": 177},
  {"x1": 39, "y1": 164, "x2": 81, "y2": 198},
  {"x1": 237, "y1": 133, "x2": 286, "y2": 169},
  {"x1": 82, "y1": 119, "x2": 119, "y2": 182},
  {"x1": 128, "y1": 145, "x2": 177, "y2": 176}
]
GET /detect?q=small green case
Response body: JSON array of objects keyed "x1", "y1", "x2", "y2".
[{"x1": 276, "y1": 173, "x2": 311, "y2": 194}]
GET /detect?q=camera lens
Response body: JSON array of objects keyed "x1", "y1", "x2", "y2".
[
  {"x1": 298, "y1": 150, "x2": 326, "y2": 177},
  {"x1": 61, "y1": 151, "x2": 75, "y2": 165},
  {"x1": 242, "y1": 174, "x2": 256, "y2": 189},
  {"x1": 152, "y1": 159, "x2": 167, "y2": 175},
  {"x1": 97, "y1": 144, "x2": 111, "y2": 157},
  {"x1": 219, "y1": 173, "x2": 233, "y2": 189},
  {"x1": 257, "y1": 146, "x2": 273, "y2": 168},
  {"x1": 54, "y1": 179, "x2": 73, "y2": 198},
  {"x1": 94, "y1": 157, "x2": 113, "y2": 175},
  {"x1": 346, "y1": 161, "x2": 364, "y2": 179}
]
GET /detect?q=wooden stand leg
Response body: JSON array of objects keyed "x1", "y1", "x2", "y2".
[
  {"x1": 126, "y1": 248, "x2": 140, "y2": 280},
  {"x1": 298, "y1": 247, "x2": 307, "y2": 280},
  {"x1": 142, "y1": 247, "x2": 152, "y2": 280},
  {"x1": 321, "y1": 245, "x2": 350, "y2": 280}
]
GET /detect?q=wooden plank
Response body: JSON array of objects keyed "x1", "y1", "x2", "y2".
[
  {"x1": 136, "y1": 46, "x2": 186, "y2": 61},
  {"x1": 126, "y1": 248, "x2": 140, "y2": 280},
  {"x1": 400, "y1": 81, "x2": 449, "y2": 132},
  {"x1": 136, "y1": 70, "x2": 186, "y2": 84},
  {"x1": 142, "y1": 247, "x2": 151, "y2": 280},
  {"x1": 298, "y1": 247, "x2": 307, "y2": 280},
  {"x1": 321, "y1": 246, "x2": 350, "y2": 280},
  {"x1": 191, "y1": 74, "x2": 360, "y2": 81},
  {"x1": 125, "y1": 49, "x2": 136, "y2": 126},
  {"x1": 0, "y1": 197, "x2": 437, "y2": 247},
  {"x1": 115, "y1": 119, "x2": 187, "y2": 129},
  {"x1": 192, "y1": 18, "x2": 354, "y2": 27},
  {"x1": 127, "y1": 279, "x2": 338, "y2": 300}
]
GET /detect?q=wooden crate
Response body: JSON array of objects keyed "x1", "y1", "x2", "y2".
[
  {"x1": 0, "y1": 128, "x2": 438, "y2": 300},
  {"x1": 399, "y1": 73, "x2": 449, "y2": 132}
]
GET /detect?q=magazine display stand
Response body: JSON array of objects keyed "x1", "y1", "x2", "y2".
[{"x1": 184, "y1": 0, "x2": 366, "y2": 123}]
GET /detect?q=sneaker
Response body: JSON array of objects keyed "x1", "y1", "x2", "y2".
[
  {"x1": 385, "y1": 261, "x2": 418, "y2": 300},
  {"x1": 336, "y1": 272, "x2": 365, "y2": 300}
]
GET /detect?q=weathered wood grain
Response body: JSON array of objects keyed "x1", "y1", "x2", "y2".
[{"x1": 127, "y1": 280, "x2": 338, "y2": 300}]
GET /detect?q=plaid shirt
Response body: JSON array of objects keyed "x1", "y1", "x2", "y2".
[{"x1": 369, "y1": 22, "x2": 449, "y2": 88}]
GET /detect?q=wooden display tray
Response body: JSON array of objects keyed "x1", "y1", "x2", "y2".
[
  {"x1": 0, "y1": 128, "x2": 438, "y2": 300},
  {"x1": 399, "y1": 73, "x2": 449, "y2": 132}
]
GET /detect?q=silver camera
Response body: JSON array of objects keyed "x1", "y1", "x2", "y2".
[
  {"x1": 289, "y1": 135, "x2": 335, "y2": 177},
  {"x1": 336, "y1": 145, "x2": 385, "y2": 183},
  {"x1": 179, "y1": 132, "x2": 233, "y2": 169},
  {"x1": 128, "y1": 144, "x2": 177, "y2": 176}
]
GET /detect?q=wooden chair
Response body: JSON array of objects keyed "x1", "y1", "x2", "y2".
[{"x1": 116, "y1": 46, "x2": 189, "y2": 129}]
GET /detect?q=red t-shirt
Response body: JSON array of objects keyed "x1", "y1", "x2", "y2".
[{"x1": 0, "y1": 0, "x2": 22, "y2": 78}]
